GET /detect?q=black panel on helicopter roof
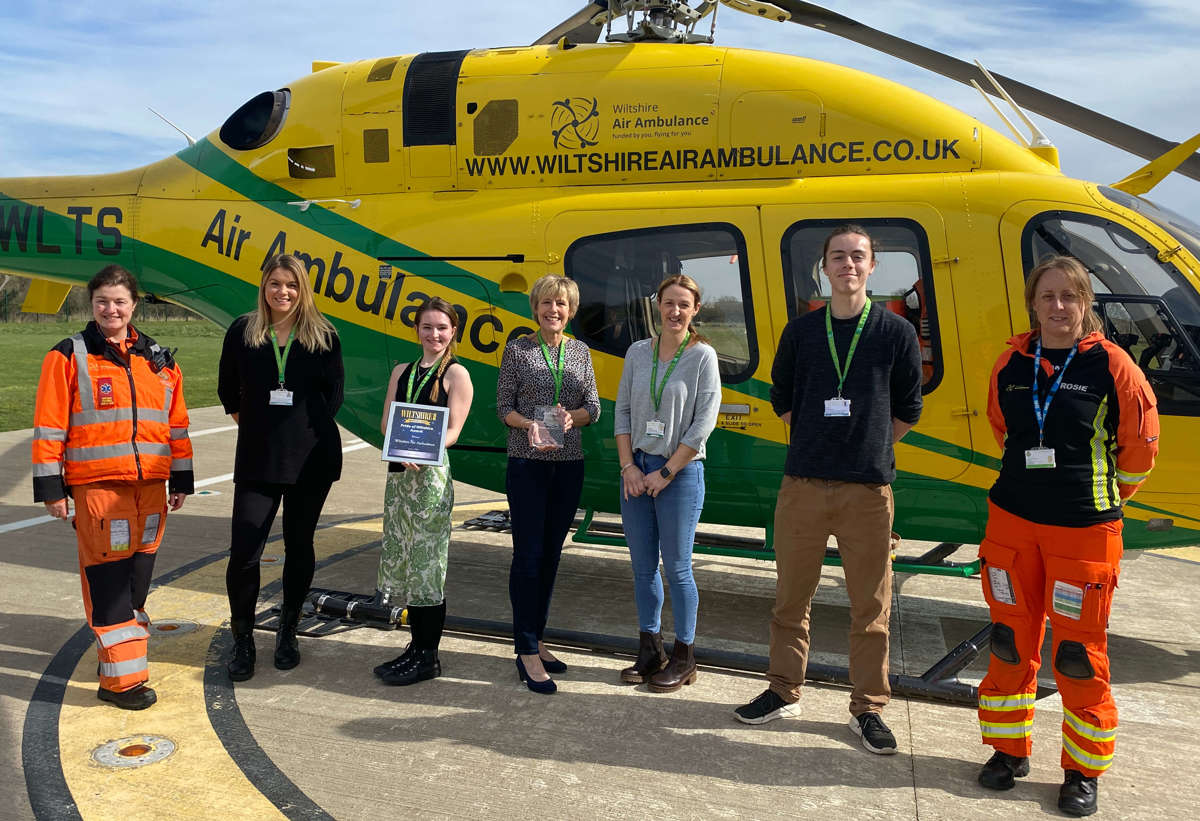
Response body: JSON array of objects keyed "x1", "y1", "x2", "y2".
[{"x1": 402, "y1": 51, "x2": 470, "y2": 147}]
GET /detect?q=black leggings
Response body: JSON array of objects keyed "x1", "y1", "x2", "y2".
[{"x1": 226, "y1": 473, "x2": 333, "y2": 625}]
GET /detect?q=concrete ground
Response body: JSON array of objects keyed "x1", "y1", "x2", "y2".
[{"x1": 1, "y1": 406, "x2": 1198, "y2": 820}]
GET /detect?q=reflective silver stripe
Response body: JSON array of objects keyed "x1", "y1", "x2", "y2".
[
  {"x1": 163, "y1": 384, "x2": 174, "y2": 414},
  {"x1": 34, "y1": 426, "x2": 68, "y2": 442},
  {"x1": 980, "y1": 719, "x2": 1033, "y2": 737},
  {"x1": 139, "y1": 407, "x2": 169, "y2": 424},
  {"x1": 33, "y1": 462, "x2": 63, "y2": 477},
  {"x1": 1115, "y1": 468, "x2": 1149, "y2": 484},
  {"x1": 99, "y1": 657, "x2": 148, "y2": 678},
  {"x1": 171, "y1": 458, "x2": 194, "y2": 472},
  {"x1": 169, "y1": 428, "x2": 191, "y2": 440},
  {"x1": 979, "y1": 693, "x2": 1036, "y2": 711},
  {"x1": 1064, "y1": 709, "x2": 1118, "y2": 742},
  {"x1": 66, "y1": 443, "x2": 136, "y2": 462},
  {"x1": 71, "y1": 334, "x2": 94, "y2": 410},
  {"x1": 96, "y1": 624, "x2": 150, "y2": 648},
  {"x1": 70, "y1": 407, "x2": 135, "y2": 426},
  {"x1": 134, "y1": 610, "x2": 150, "y2": 625},
  {"x1": 139, "y1": 442, "x2": 172, "y2": 457},
  {"x1": 1062, "y1": 734, "x2": 1114, "y2": 770}
]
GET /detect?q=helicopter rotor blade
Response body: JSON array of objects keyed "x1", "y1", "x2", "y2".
[
  {"x1": 765, "y1": 0, "x2": 1200, "y2": 183},
  {"x1": 533, "y1": 1, "x2": 609, "y2": 46}
]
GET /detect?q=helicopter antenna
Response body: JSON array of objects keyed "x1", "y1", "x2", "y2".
[
  {"x1": 970, "y1": 80, "x2": 1029, "y2": 148},
  {"x1": 973, "y1": 60, "x2": 1053, "y2": 149},
  {"x1": 147, "y1": 107, "x2": 196, "y2": 147}
]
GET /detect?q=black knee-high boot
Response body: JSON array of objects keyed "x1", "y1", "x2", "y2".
[{"x1": 380, "y1": 600, "x2": 444, "y2": 686}]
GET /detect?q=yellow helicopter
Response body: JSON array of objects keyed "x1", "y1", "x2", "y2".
[{"x1": 4, "y1": 0, "x2": 1200, "y2": 565}]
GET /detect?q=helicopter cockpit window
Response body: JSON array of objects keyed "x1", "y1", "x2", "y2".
[
  {"x1": 1022, "y1": 212, "x2": 1200, "y2": 415},
  {"x1": 566, "y1": 223, "x2": 757, "y2": 383},
  {"x1": 219, "y1": 89, "x2": 290, "y2": 151},
  {"x1": 781, "y1": 218, "x2": 942, "y2": 392}
]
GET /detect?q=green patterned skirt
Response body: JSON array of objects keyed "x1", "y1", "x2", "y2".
[{"x1": 378, "y1": 465, "x2": 453, "y2": 606}]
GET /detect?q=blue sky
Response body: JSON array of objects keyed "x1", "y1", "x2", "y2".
[{"x1": 0, "y1": 0, "x2": 1197, "y2": 217}]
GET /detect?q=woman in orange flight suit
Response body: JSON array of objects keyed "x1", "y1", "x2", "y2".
[
  {"x1": 975, "y1": 256, "x2": 1158, "y2": 817},
  {"x1": 32, "y1": 265, "x2": 193, "y2": 711}
]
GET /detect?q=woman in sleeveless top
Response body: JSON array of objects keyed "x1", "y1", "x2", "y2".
[{"x1": 372, "y1": 297, "x2": 474, "y2": 686}]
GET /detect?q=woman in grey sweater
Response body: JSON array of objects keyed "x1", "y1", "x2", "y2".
[{"x1": 614, "y1": 274, "x2": 721, "y2": 692}]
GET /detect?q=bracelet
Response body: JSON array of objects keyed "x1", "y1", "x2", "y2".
[{"x1": 620, "y1": 463, "x2": 635, "y2": 474}]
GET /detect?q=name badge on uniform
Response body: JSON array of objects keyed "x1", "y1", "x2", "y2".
[
  {"x1": 824, "y1": 397, "x2": 851, "y2": 417},
  {"x1": 1025, "y1": 447, "x2": 1056, "y2": 469},
  {"x1": 269, "y1": 388, "x2": 294, "y2": 406},
  {"x1": 645, "y1": 419, "x2": 666, "y2": 438}
]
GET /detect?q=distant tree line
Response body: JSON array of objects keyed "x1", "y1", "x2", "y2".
[{"x1": 0, "y1": 277, "x2": 199, "y2": 323}]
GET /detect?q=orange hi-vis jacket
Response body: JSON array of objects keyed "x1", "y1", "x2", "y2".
[{"x1": 32, "y1": 322, "x2": 194, "y2": 502}]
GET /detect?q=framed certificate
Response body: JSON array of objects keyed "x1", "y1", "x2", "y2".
[{"x1": 382, "y1": 402, "x2": 449, "y2": 466}]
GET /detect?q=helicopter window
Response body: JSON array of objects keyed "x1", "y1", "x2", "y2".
[
  {"x1": 781, "y1": 218, "x2": 942, "y2": 392},
  {"x1": 363, "y1": 129, "x2": 390, "y2": 163},
  {"x1": 566, "y1": 223, "x2": 757, "y2": 383},
  {"x1": 219, "y1": 89, "x2": 290, "y2": 151},
  {"x1": 287, "y1": 146, "x2": 336, "y2": 179},
  {"x1": 367, "y1": 58, "x2": 398, "y2": 83},
  {"x1": 1023, "y1": 212, "x2": 1200, "y2": 415}
]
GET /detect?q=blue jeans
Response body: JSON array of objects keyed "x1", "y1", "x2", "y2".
[
  {"x1": 506, "y1": 457, "x2": 585, "y2": 655},
  {"x1": 620, "y1": 452, "x2": 705, "y2": 645}
]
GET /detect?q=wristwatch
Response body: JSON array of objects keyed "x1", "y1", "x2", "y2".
[{"x1": 659, "y1": 466, "x2": 672, "y2": 480}]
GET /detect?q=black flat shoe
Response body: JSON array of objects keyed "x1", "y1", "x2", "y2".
[
  {"x1": 516, "y1": 656, "x2": 556, "y2": 694},
  {"x1": 1058, "y1": 770, "x2": 1098, "y2": 817},
  {"x1": 978, "y1": 750, "x2": 1031, "y2": 790}
]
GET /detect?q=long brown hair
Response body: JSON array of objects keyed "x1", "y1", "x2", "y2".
[
  {"x1": 656, "y1": 274, "x2": 709, "y2": 345},
  {"x1": 1025, "y1": 255, "x2": 1102, "y2": 337},
  {"x1": 243, "y1": 254, "x2": 336, "y2": 351},
  {"x1": 415, "y1": 296, "x2": 459, "y2": 403}
]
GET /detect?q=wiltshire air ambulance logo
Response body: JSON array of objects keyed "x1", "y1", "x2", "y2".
[{"x1": 550, "y1": 97, "x2": 600, "y2": 149}]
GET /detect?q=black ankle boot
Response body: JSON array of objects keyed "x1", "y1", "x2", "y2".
[
  {"x1": 274, "y1": 605, "x2": 302, "y2": 670},
  {"x1": 1058, "y1": 770, "x2": 1098, "y2": 817},
  {"x1": 620, "y1": 631, "x2": 668, "y2": 684},
  {"x1": 978, "y1": 750, "x2": 1031, "y2": 790},
  {"x1": 380, "y1": 601, "x2": 444, "y2": 686},
  {"x1": 228, "y1": 620, "x2": 256, "y2": 682}
]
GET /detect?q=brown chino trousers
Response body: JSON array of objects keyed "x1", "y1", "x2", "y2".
[{"x1": 767, "y1": 476, "x2": 895, "y2": 716}]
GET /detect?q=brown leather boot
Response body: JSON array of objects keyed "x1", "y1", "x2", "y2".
[
  {"x1": 648, "y1": 639, "x2": 696, "y2": 693},
  {"x1": 620, "y1": 631, "x2": 669, "y2": 684}
]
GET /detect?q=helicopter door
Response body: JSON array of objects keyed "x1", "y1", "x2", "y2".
[
  {"x1": 760, "y1": 206, "x2": 973, "y2": 484},
  {"x1": 549, "y1": 207, "x2": 781, "y2": 525}
]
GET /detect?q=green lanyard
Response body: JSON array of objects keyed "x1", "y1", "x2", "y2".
[
  {"x1": 405, "y1": 356, "x2": 442, "y2": 403},
  {"x1": 538, "y1": 332, "x2": 565, "y2": 406},
  {"x1": 651, "y1": 331, "x2": 690, "y2": 412},
  {"x1": 269, "y1": 328, "x2": 295, "y2": 388},
  {"x1": 825, "y1": 298, "x2": 871, "y2": 398}
]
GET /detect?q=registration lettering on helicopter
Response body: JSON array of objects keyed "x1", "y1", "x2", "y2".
[{"x1": 0, "y1": 203, "x2": 122, "y2": 255}]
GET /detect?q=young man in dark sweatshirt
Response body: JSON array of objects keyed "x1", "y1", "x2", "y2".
[{"x1": 734, "y1": 225, "x2": 923, "y2": 755}]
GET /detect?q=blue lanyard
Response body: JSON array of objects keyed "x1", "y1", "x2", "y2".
[{"x1": 1031, "y1": 338, "x2": 1077, "y2": 447}]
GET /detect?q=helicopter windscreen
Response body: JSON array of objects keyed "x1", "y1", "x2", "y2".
[
  {"x1": 1099, "y1": 186, "x2": 1200, "y2": 264},
  {"x1": 1023, "y1": 212, "x2": 1200, "y2": 414}
]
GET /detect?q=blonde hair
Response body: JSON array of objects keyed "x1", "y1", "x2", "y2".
[
  {"x1": 528, "y1": 274, "x2": 580, "y2": 318},
  {"x1": 1025, "y1": 255, "x2": 1102, "y2": 337},
  {"x1": 243, "y1": 254, "x2": 336, "y2": 352},
  {"x1": 656, "y1": 273, "x2": 709, "y2": 345},
  {"x1": 414, "y1": 297, "x2": 459, "y2": 403}
]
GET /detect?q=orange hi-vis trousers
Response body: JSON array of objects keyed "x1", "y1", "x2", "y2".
[
  {"x1": 72, "y1": 480, "x2": 167, "y2": 693},
  {"x1": 977, "y1": 501, "x2": 1122, "y2": 778}
]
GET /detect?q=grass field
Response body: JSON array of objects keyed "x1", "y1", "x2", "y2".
[{"x1": 0, "y1": 320, "x2": 224, "y2": 432}]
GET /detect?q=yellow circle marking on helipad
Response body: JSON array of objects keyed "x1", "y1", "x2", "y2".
[{"x1": 57, "y1": 521, "x2": 381, "y2": 819}]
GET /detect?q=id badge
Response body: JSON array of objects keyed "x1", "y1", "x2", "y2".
[
  {"x1": 824, "y1": 397, "x2": 851, "y2": 417},
  {"x1": 269, "y1": 388, "x2": 294, "y2": 406},
  {"x1": 1025, "y1": 446, "x2": 1056, "y2": 469},
  {"x1": 645, "y1": 419, "x2": 666, "y2": 438}
]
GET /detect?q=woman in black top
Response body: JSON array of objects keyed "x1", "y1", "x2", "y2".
[
  {"x1": 372, "y1": 297, "x2": 473, "y2": 686},
  {"x1": 217, "y1": 253, "x2": 344, "y2": 682},
  {"x1": 497, "y1": 274, "x2": 600, "y2": 693}
]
